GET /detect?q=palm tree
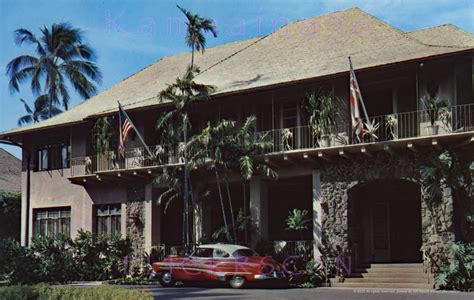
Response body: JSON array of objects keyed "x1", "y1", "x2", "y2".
[
  {"x1": 17, "y1": 95, "x2": 61, "y2": 126},
  {"x1": 286, "y1": 209, "x2": 311, "y2": 241},
  {"x1": 189, "y1": 116, "x2": 277, "y2": 243},
  {"x1": 6, "y1": 23, "x2": 102, "y2": 116},
  {"x1": 156, "y1": 65, "x2": 215, "y2": 248},
  {"x1": 177, "y1": 5, "x2": 217, "y2": 67}
]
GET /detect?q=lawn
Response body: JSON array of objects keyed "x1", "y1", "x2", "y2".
[{"x1": 0, "y1": 284, "x2": 152, "y2": 300}]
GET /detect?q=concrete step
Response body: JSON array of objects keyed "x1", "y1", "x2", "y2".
[
  {"x1": 353, "y1": 267, "x2": 424, "y2": 273},
  {"x1": 344, "y1": 277, "x2": 429, "y2": 284},
  {"x1": 331, "y1": 281, "x2": 433, "y2": 289},
  {"x1": 369, "y1": 263, "x2": 423, "y2": 268},
  {"x1": 348, "y1": 272, "x2": 430, "y2": 279}
]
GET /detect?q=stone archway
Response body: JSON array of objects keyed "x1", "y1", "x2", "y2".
[
  {"x1": 319, "y1": 152, "x2": 458, "y2": 267},
  {"x1": 348, "y1": 179, "x2": 422, "y2": 264}
]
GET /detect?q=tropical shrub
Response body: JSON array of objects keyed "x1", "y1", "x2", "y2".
[
  {"x1": 0, "y1": 238, "x2": 39, "y2": 284},
  {"x1": 433, "y1": 241, "x2": 473, "y2": 291},
  {"x1": 0, "y1": 191, "x2": 21, "y2": 240},
  {"x1": 0, "y1": 284, "x2": 152, "y2": 300},
  {"x1": 286, "y1": 209, "x2": 311, "y2": 240},
  {"x1": 72, "y1": 230, "x2": 132, "y2": 281},
  {"x1": 29, "y1": 234, "x2": 77, "y2": 283},
  {"x1": 0, "y1": 231, "x2": 133, "y2": 284}
]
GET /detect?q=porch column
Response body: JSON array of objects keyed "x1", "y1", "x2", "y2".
[
  {"x1": 250, "y1": 176, "x2": 268, "y2": 246},
  {"x1": 193, "y1": 200, "x2": 203, "y2": 244},
  {"x1": 144, "y1": 183, "x2": 153, "y2": 253},
  {"x1": 312, "y1": 170, "x2": 322, "y2": 259},
  {"x1": 144, "y1": 184, "x2": 162, "y2": 252}
]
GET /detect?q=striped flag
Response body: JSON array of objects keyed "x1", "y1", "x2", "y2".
[
  {"x1": 118, "y1": 103, "x2": 134, "y2": 158},
  {"x1": 349, "y1": 57, "x2": 365, "y2": 137}
]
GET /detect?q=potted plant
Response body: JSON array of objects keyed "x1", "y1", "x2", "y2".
[
  {"x1": 386, "y1": 114, "x2": 398, "y2": 140},
  {"x1": 363, "y1": 120, "x2": 381, "y2": 142},
  {"x1": 282, "y1": 128, "x2": 293, "y2": 151},
  {"x1": 421, "y1": 96, "x2": 445, "y2": 135},
  {"x1": 305, "y1": 92, "x2": 341, "y2": 148},
  {"x1": 420, "y1": 82, "x2": 446, "y2": 136}
]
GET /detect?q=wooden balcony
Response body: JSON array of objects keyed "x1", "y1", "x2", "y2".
[
  {"x1": 261, "y1": 103, "x2": 473, "y2": 163},
  {"x1": 69, "y1": 144, "x2": 185, "y2": 183},
  {"x1": 69, "y1": 103, "x2": 473, "y2": 183}
]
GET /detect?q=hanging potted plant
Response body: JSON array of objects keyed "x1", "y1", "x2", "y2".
[{"x1": 305, "y1": 92, "x2": 341, "y2": 148}]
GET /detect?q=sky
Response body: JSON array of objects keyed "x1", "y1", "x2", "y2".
[{"x1": 0, "y1": 0, "x2": 473, "y2": 158}]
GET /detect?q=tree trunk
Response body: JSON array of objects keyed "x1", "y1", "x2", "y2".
[
  {"x1": 215, "y1": 168, "x2": 230, "y2": 242},
  {"x1": 48, "y1": 76, "x2": 55, "y2": 118},
  {"x1": 191, "y1": 44, "x2": 195, "y2": 68},
  {"x1": 243, "y1": 182, "x2": 248, "y2": 245},
  {"x1": 224, "y1": 173, "x2": 237, "y2": 243},
  {"x1": 183, "y1": 122, "x2": 190, "y2": 250}
]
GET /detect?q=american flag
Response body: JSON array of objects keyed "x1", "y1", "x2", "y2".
[
  {"x1": 349, "y1": 57, "x2": 364, "y2": 137},
  {"x1": 118, "y1": 103, "x2": 133, "y2": 158}
]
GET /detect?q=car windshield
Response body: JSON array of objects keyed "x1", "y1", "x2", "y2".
[{"x1": 232, "y1": 248, "x2": 258, "y2": 257}]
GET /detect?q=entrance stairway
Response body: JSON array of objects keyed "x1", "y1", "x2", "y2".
[{"x1": 330, "y1": 263, "x2": 434, "y2": 289}]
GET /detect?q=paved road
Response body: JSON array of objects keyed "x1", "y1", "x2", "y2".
[{"x1": 133, "y1": 285, "x2": 472, "y2": 300}]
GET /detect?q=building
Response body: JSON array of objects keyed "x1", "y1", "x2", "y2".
[
  {"x1": 0, "y1": 148, "x2": 21, "y2": 193},
  {"x1": 0, "y1": 8, "x2": 472, "y2": 283}
]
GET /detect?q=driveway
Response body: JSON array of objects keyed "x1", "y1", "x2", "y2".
[{"x1": 133, "y1": 285, "x2": 472, "y2": 300}]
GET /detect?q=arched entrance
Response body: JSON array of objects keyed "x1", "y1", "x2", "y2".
[{"x1": 350, "y1": 179, "x2": 422, "y2": 264}]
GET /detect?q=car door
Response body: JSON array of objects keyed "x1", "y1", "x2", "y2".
[{"x1": 186, "y1": 247, "x2": 214, "y2": 281}]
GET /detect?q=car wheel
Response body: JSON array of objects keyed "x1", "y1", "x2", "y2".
[
  {"x1": 159, "y1": 271, "x2": 175, "y2": 287},
  {"x1": 229, "y1": 275, "x2": 246, "y2": 289}
]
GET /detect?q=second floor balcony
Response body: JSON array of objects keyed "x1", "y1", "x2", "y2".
[{"x1": 69, "y1": 103, "x2": 474, "y2": 181}]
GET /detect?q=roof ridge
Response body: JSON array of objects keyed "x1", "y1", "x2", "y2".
[
  {"x1": 113, "y1": 36, "x2": 271, "y2": 112},
  {"x1": 199, "y1": 35, "x2": 269, "y2": 75},
  {"x1": 356, "y1": 8, "x2": 471, "y2": 50},
  {"x1": 407, "y1": 23, "x2": 454, "y2": 33}
]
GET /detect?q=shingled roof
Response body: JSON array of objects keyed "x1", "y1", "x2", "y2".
[
  {"x1": 2, "y1": 7, "x2": 473, "y2": 137},
  {"x1": 0, "y1": 148, "x2": 21, "y2": 193},
  {"x1": 406, "y1": 24, "x2": 474, "y2": 47}
]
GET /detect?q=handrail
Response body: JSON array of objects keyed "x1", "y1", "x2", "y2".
[{"x1": 70, "y1": 103, "x2": 474, "y2": 176}]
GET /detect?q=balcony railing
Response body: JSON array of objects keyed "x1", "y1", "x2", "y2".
[
  {"x1": 71, "y1": 144, "x2": 185, "y2": 177},
  {"x1": 70, "y1": 103, "x2": 473, "y2": 177},
  {"x1": 260, "y1": 103, "x2": 474, "y2": 153}
]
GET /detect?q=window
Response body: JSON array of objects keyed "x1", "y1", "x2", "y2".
[
  {"x1": 281, "y1": 103, "x2": 298, "y2": 128},
  {"x1": 213, "y1": 248, "x2": 230, "y2": 258},
  {"x1": 38, "y1": 148, "x2": 49, "y2": 171},
  {"x1": 36, "y1": 144, "x2": 71, "y2": 171},
  {"x1": 232, "y1": 248, "x2": 258, "y2": 257},
  {"x1": 95, "y1": 204, "x2": 121, "y2": 236},
  {"x1": 191, "y1": 248, "x2": 213, "y2": 258},
  {"x1": 61, "y1": 145, "x2": 71, "y2": 169},
  {"x1": 33, "y1": 207, "x2": 71, "y2": 237}
]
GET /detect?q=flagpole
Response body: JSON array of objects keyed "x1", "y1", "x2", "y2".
[
  {"x1": 348, "y1": 57, "x2": 370, "y2": 122},
  {"x1": 118, "y1": 101, "x2": 154, "y2": 158}
]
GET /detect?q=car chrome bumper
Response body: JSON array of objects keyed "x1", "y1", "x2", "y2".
[{"x1": 254, "y1": 271, "x2": 285, "y2": 280}]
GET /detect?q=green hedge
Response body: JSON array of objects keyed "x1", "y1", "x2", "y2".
[
  {"x1": 0, "y1": 284, "x2": 152, "y2": 300},
  {"x1": 0, "y1": 230, "x2": 134, "y2": 284},
  {"x1": 0, "y1": 191, "x2": 21, "y2": 240}
]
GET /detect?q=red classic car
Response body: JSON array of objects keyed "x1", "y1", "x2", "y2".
[{"x1": 152, "y1": 244, "x2": 286, "y2": 288}]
